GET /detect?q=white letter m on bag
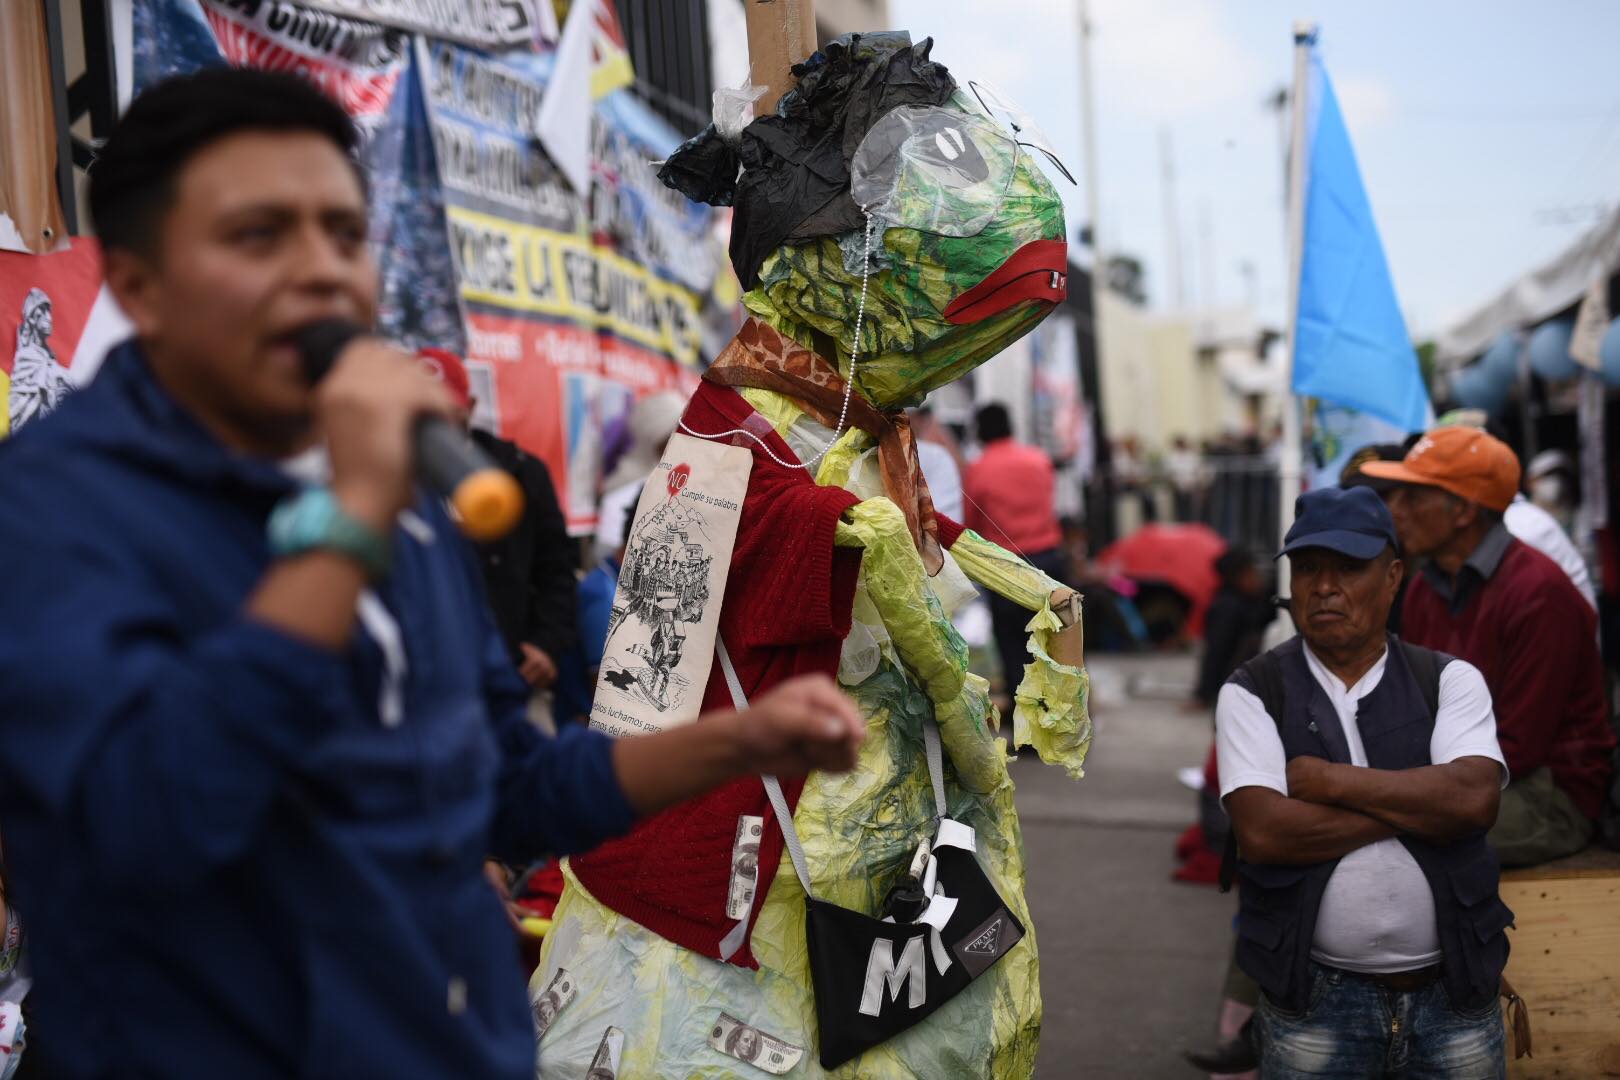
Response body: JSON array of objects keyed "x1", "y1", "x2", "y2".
[{"x1": 858, "y1": 936, "x2": 928, "y2": 1016}]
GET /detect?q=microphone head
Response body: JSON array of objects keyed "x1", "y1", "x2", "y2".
[{"x1": 293, "y1": 318, "x2": 365, "y2": 385}]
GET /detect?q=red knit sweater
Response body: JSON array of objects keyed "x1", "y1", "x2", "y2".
[
  {"x1": 1402, "y1": 538, "x2": 1614, "y2": 820},
  {"x1": 569, "y1": 382, "x2": 867, "y2": 966}
]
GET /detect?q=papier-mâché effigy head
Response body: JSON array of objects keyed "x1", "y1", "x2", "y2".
[{"x1": 660, "y1": 31, "x2": 1071, "y2": 410}]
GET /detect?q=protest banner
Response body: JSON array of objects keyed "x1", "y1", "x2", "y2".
[
  {"x1": 422, "y1": 38, "x2": 720, "y2": 533},
  {"x1": 133, "y1": 0, "x2": 464, "y2": 354}
]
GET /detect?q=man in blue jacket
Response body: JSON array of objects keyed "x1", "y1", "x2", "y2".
[{"x1": 0, "y1": 69, "x2": 862, "y2": 1078}]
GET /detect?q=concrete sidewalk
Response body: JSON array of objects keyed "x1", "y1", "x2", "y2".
[{"x1": 1014, "y1": 652, "x2": 1239, "y2": 1079}]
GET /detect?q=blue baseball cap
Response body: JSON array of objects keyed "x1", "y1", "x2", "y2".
[{"x1": 1277, "y1": 486, "x2": 1399, "y2": 561}]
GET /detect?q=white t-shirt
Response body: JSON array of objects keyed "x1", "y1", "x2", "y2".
[
  {"x1": 1504, "y1": 495, "x2": 1596, "y2": 609},
  {"x1": 917, "y1": 439, "x2": 964, "y2": 522},
  {"x1": 1216, "y1": 642, "x2": 1506, "y2": 974}
]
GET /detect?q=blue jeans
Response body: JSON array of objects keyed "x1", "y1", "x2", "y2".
[{"x1": 1256, "y1": 964, "x2": 1504, "y2": 1079}]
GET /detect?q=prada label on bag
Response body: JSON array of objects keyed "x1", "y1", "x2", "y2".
[{"x1": 951, "y1": 908, "x2": 1022, "y2": 979}]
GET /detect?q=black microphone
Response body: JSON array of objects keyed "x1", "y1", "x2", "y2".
[{"x1": 294, "y1": 319, "x2": 524, "y2": 541}]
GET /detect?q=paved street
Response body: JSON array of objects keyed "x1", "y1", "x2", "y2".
[{"x1": 1015, "y1": 652, "x2": 1238, "y2": 1079}]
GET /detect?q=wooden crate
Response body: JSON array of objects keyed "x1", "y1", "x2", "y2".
[{"x1": 1500, "y1": 849, "x2": 1620, "y2": 1078}]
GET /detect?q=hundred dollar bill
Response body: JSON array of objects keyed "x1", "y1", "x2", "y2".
[
  {"x1": 585, "y1": 1025, "x2": 624, "y2": 1080},
  {"x1": 709, "y1": 1012, "x2": 804, "y2": 1075},
  {"x1": 529, "y1": 967, "x2": 576, "y2": 1039},
  {"x1": 725, "y1": 814, "x2": 765, "y2": 919}
]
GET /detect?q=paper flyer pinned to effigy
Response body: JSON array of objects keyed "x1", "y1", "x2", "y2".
[{"x1": 590, "y1": 432, "x2": 751, "y2": 736}]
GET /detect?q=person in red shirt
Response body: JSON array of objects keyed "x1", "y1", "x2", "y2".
[
  {"x1": 1363, "y1": 427, "x2": 1614, "y2": 866},
  {"x1": 963, "y1": 403, "x2": 1066, "y2": 701}
]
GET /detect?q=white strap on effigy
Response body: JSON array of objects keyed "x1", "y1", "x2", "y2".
[{"x1": 714, "y1": 639, "x2": 956, "y2": 960}]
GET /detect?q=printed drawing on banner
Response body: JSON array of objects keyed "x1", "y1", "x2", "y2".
[
  {"x1": 602, "y1": 463, "x2": 715, "y2": 711},
  {"x1": 1, "y1": 238, "x2": 121, "y2": 440},
  {"x1": 7, "y1": 287, "x2": 72, "y2": 434},
  {"x1": 590, "y1": 432, "x2": 750, "y2": 736}
]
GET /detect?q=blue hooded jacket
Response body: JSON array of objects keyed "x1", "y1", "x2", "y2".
[{"x1": 0, "y1": 342, "x2": 635, "y2": 1077}]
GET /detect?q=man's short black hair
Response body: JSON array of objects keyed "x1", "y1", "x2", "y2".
[
  {"x1": 976, "y1": 403, "x2": 1013, "y2": 443},
  {"x1": 90, "y1": 67, "x2": 362, "y2": 258}
]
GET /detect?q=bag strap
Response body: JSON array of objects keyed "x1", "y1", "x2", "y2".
[
  {"x1": 715, "y1": 640, "x2": 948, "y2": 907},
  {"x1": 1397, "y1": 638, "x2": 1444, "y2": 720},
  {"x1": 716, "y1": 641, "x2": 818, "y2": 902},
  {"x1": 1220, "y1": 649, "x2": 1286, "y2": 892}
]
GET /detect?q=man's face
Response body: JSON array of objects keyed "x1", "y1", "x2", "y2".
[
  {"x1": 1386, "y1": 483, "x2": 1465, "y2": 558},
  {"x1": 106, "y1": 130, "x2": 376, "y2": 444},
  {"x1": 1288, "y1": 547, "x2": 1400, "y2": 653}
]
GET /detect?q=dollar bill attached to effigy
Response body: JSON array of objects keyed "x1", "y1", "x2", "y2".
[
  {"x1": 586, "y1": 1025, "x2": 625, "y2": 1079},
  {"x1": 591, "y1": 433, "x2": 751, "y2": 737},
  {"x1": 725, "y1": 814, "x2": 764, "y2": 919},
  {"x1": 530, "y1": 967, "x2": 576, "y2": 1039},
  {"x1": 709, "y1": 1012, "x2": 804, "y2": 1074}
]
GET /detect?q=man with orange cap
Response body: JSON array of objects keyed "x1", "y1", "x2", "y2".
[{"x1": 1363, "y1": 427, "x2": 1614, "y2": 865}]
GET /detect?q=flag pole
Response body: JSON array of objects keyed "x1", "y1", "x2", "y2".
[{"x1": 1277, "y1": 21, "x2": 1316, "y2": 553}]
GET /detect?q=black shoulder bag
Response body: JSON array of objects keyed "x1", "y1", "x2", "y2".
[{"x1": 716, "y1": 642, "x2": 1026, "y2": 1070}]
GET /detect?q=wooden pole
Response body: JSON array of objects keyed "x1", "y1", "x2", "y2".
[{"x1": 743, "y1": 0, "x2": 818, "y2": 117}]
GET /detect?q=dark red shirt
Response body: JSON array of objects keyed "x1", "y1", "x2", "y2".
[{"x1": 1401, "y1": 533, "x2": 1614, "y2": 819}]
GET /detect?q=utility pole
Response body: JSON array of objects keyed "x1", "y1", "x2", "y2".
[
  {"x1": 1265, "y1": 85, "x2": 1290, "y2": 192},
  {"x1": 1198, "y1": 199, "x2": 1217, "y2": 310},
  {"x1": 1076, "y1": 0, "x2": 1117, "y2": 535},
  {"x1": 1159, "y1": 127, "x2": 1185, "y2": 310},
  {"x1": 1078, "y1": 0, "x2": 1106, "y2": 312}
]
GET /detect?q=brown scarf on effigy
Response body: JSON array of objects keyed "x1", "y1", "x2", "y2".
[{"x1": 704, "y1": 318, "x2": 945, "y2": 574}]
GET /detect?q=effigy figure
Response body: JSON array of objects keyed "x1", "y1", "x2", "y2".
[{"x1": 534, "y1": 32, "x2": 1092, "y2": 1077}]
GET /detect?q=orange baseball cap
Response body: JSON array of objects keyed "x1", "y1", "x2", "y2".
[{"x1": 1359, "y1": 426, "x2": 1521, "y2": 512}]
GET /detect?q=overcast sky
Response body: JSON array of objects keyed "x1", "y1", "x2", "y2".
[{"x1": 889, "y1": 0, "x2": 1620, "y2": 339}]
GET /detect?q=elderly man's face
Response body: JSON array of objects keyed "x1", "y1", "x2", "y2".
[
  {"x1": 1288, "y1": 547, "x2": 1401, "y2": 653},
  {"x1": 1386, "y1": 483, "x2": 1467, "y2": 558}
]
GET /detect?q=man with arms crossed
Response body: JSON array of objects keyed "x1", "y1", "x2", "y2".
[
  {"x1": 0, "y1": 69, "x2": 862, "y2": 1078},
  {"x1": 1218, "y1": 487, "x2": 1512, "y2": 1078}
]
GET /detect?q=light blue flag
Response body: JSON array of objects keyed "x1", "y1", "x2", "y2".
[{"x1": 1293, "y1": 45, "x2": 1431, "y2": 433}]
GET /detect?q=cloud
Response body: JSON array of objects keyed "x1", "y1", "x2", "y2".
[{"x1": 1088, "y1": 0, "x2": 1262, "y2": 120}]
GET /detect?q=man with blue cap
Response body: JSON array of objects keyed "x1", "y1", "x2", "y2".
[{"x1": 1215, "y1": 486, "x2": 1517, "y2": 1076}]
